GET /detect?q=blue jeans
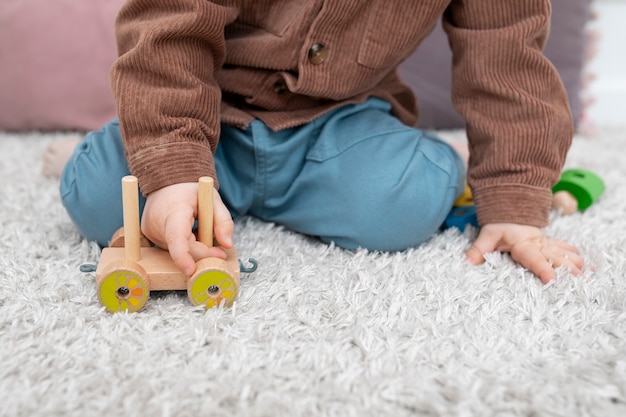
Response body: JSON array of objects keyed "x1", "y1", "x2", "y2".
[{"x1": 60, "y1": 98, "x2": 465, "y2": 251}]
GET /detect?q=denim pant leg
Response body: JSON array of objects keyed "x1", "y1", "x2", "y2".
[
  {"x1": 60, "y1": 118, "x2": 255, "y2": 247},
  {"x1": 60, "y1": 119, "x2": 142, "y2": 247},
  {"x1": 252, "y1": 98, "x2": 466, "y2": 252},
  {"x1": 60, "y1": 99, "x2": 464, "y2": 253}
]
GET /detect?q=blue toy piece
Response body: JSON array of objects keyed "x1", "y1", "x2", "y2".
[{"x1": 442, "y1": 205, "x2": 479, "y2": 232}]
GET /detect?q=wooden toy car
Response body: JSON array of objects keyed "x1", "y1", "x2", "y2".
[{"x1": 95, "y1": 175, "x2": 241, "y2": 313}]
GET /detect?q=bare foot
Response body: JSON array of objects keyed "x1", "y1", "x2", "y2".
[{"x1": 42, "y1": 137, "x2": 81, "y2": 177}]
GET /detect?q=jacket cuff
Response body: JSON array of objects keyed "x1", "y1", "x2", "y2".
[
  {"x1": 472, "y1": 184, "x2": 553, "y2": 228},
  {"x1": 127, "y1": 142, "x2": 216, "y2": 195}
]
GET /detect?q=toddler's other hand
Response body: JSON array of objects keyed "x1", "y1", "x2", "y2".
[
  {"x1": 465, "y1": 223, "x2": 584, "y2": 283},
  {"x1": 141, "y1": 182, "x2": 234, "y2": 276}
]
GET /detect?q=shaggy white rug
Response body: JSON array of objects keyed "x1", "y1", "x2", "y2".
[{"x1": 1, "y1": 128, "x2": 625, "y2": 417}]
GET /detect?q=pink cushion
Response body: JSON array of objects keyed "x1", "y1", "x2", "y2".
[
  {"x1": 0, "y1": 0, "x2": 124, "y2": 131},
  {"x1": 0, "y1": 0, "x2": 591, "y2": 132}
]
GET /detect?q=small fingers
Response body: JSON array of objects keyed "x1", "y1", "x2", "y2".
[
  {"x1": 188, "y1": 238, "x2": 227, "y2": 261},
  {"x1": 543, "y1": 247, "x2": 585, "y2": 277},
  {"x1": 514, "y1": 241, "x2": 585, "y2": 283},
  {"x1": 167, "y1": 237, "x2": 197, "y2": 277},
  {"x1": 465, "y1": 245, "x2": 485, "y2": 265},
  {"x1": 164, "y1": 213, "x2": 198, "y2": 277},
  {"x1": 548, "y1": 238, "x2": 579, "y2": 253},
  {"x1": 465, "y1": 228, "x2": 501, "y2": 265},
  {"x1": 566, "y1": 251, "x2": 585, "y2": 272},
  {"x1": 466, "y1": 224, "x2": 584, "y2": 283},
  {"x1": 511, "y1": 242, "x2": 556, "y2": 284},
  {"x1": 213, "y1": 192, "x2": 234, "y2": 249},
  {"x1": 549, "y1": 239, "x2": 585, "y2": 274},
  {"x1": 527, "y1": 256, "x2": 557, "y2": 284}
]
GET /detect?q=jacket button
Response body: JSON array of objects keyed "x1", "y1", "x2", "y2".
[
  {"x1": 273, "y1": 79, "x2": 288, "y2": 94},
  {"x1": 308, "y1": 43, "x2": 327, "y2": 65}
]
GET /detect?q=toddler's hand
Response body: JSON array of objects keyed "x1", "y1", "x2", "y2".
[
  {"x1": 465, "y1": 223, "x2": 584, "y2": 283},
  {"x1": 141, "y1": 182, "x2": 234, "y2": 276}
]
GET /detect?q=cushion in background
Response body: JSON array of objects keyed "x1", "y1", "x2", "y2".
[
  {"x1": 0, "y1": 0, "x2": 591, "y2": 132},
  {"x1": 0, "y1": 0, "x2": 124, "y2": 132}
]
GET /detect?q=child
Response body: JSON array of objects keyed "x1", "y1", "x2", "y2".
[{"x1": 56, "y1": 0, "x2": 583, "y2": 283}]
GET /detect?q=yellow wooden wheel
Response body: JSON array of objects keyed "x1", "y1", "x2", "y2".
[
  {"x1": 188, "y1": 269, "x2": 238, "y2": 309},
  {"x1": 97, "y1": 261, "x2": 149, "y2": 313}
]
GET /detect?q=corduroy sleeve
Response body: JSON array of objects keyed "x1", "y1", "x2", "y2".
[
  {"x1": 110, "y1": 0, "x2": 238, "y2": 195},
  {"x1": 443, "y1": 0, "x2": 574, "y2": 227}
]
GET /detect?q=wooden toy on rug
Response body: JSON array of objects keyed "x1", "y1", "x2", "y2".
[
  {"x1": 95, "y1": 176, "x2": 245, "y2": 313},
  {"x1": 552, "y1": 168, "x2": 605, "y2": 215}
]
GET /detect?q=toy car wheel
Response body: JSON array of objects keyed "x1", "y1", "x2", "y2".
[
  {"x1": 97, "y1": 261, "x2": 150, "y2": 313},
  {"x1": 188, "y1": 267, "x2": 238, "y2": 309}
]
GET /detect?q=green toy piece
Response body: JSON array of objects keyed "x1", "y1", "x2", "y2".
[{"x1": 552, "y1": 168, "x2": 605, "y2": 210}]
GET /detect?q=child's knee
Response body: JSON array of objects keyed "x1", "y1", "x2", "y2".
[
  {"x1": 322, "y1": 145, "x2": 464, "y2": 252},
  {"x1": 59, "y1": 126, "x2": 128, "y2": 246},
  {"x1": 60, "y1": 165, "x2": 123, "y2": 247},
  {"x1": 324, "y1": 190, "x2": 454, "y2": 252}
]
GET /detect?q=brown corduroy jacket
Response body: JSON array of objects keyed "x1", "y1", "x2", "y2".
[{"x1": 111, "y1": 0, "x2": 574, "y2": 228}]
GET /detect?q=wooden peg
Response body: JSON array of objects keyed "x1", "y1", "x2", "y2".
[
  {"x1": 552, "y1": 168, "x2": 605, "y2": 211},
  {"x1": 552, "y1": 190, "x2": 578, "y2": 215},
  {"x1": 121, "y1": 176, "x2": 141, "y2": 262},
  {"x1": 197, "y1": 176, "x2": 214, "y2": 247}
]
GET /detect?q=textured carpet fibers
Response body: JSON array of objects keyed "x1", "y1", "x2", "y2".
[{"x1": 1, "y1": 129, "x2": 625, "y2": 417}]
